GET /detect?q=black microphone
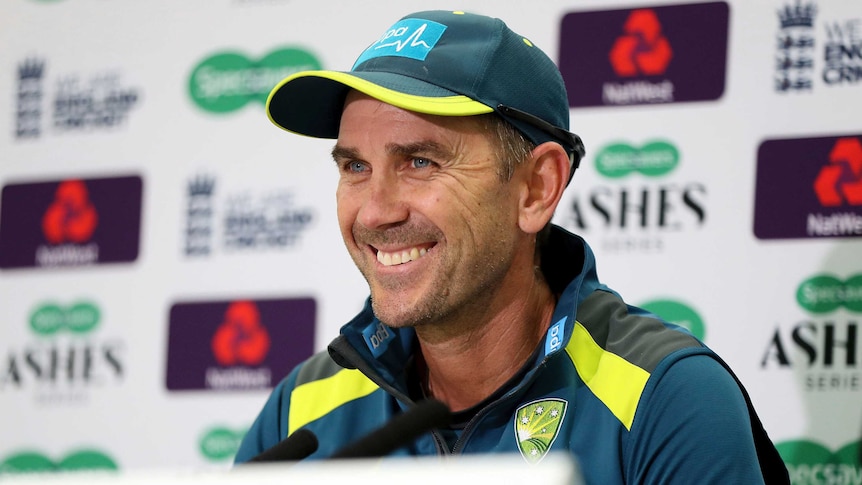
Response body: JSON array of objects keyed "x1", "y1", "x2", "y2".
[
  {"x1": 330, "y1": 399, "x2": 452, "y2": 459},
  {"x1": 247, "y1": 428, "x2": 319, "y2": 463}
]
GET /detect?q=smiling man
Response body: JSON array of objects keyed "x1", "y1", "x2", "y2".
[{"x1": 235, "y1": 10, "x2": 788, "y2": 484}]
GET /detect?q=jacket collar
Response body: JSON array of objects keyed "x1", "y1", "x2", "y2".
[{"x1": 328, "y1": 224, "x2": 602, "y2": 396}]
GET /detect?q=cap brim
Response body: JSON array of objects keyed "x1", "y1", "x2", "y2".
[{"x1": 266, "y1": 70, "x2": 494, "y2": 139}]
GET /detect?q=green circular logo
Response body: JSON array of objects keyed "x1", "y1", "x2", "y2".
[
  {"x1": 0, "y1": 450, "x2": 117, "y2": 474},
  {"x1": 199, "y1": 427, "x2": 246, "y2": 461},
  {"x1": 796, "y1": 274, "x2": 862, "y2": 314},
  {"x1": 189, "y1": 47, "x2": 322, "y2": 113},
  {"x1": 29, "y1": 301, "x2": 100, "y2": 336},
  {"x1": 777, "y1": 439, "x2": 860, "y2": 484},
  {"x1": 595, "y1": 140, "x2": 679, "y2": 178}
]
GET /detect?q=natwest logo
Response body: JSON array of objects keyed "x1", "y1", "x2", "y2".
[
  {"x1": 813, "y1": 138, "x2": 862, "y2": 207},
  {"x1": 0, "y1": 175, "x2": 142, "y2": 269},
  {"x1": 211, "y1": 301, "x2": 271, "y2": 366},
  {"x1": 559, "y1": 2, "x2": 728, "y2": 108},
  {"x1": 166, "y1": 297, "x2": 315, "y2": 391},
  {"x1": 755, "y1": 134, "x2": 862, "y2": 239},
  {"x1": 42, "y1": 180, "x2": 99, "y2": 244},
  {"x1": 609, "y1": 10, "x2": 673, "y2": 77}
]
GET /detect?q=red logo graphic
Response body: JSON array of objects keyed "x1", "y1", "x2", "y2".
[
  {"x1": 609, "y1": 9, "x2": 674, "y2": 77},
  {"x1": 211, "y1": 301, "x2": 271, "y2": 366},
  {"x1": 814, "y1": 137, "x2": 862, "y2": 207},
  {"x1": 41, "y1": 180, "x2": 99, "y2": 244}
]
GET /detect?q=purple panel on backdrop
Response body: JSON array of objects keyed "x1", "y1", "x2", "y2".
[
  {"x1": 559, "y1": 2, "x2": 729, "y2": 108},
  {"x1": 0, "y1": 175, "x2": 142, "y2": 269},
  {"x1": 166, "y1": 297, "x2": 316, "y2": 391},
  {"x1": 754, "y1": 135, "x2": 862, "y2": 240}
]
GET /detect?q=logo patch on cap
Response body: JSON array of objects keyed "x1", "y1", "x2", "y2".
[{"x1": 353, "y1": 19, "x2": 447, "y2": 69}]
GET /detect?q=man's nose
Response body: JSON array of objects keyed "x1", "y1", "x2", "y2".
[{"x1": 356, "y1": 172, "x2": 409, "y2": 229}]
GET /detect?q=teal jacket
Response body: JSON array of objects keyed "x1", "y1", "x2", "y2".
[{"x1": 235, "y1": 226, "x2": 788, "y2": 484}]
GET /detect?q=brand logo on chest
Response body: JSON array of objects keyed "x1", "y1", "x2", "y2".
[{"x1": 514, "y1": 398, "x2": 568, "y2": 464}]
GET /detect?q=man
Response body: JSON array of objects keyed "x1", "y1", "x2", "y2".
[{"x1": 235, "y1": 10, "x2": 788, "y2": 484}]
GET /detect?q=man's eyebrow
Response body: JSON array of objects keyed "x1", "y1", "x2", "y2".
[
  {"x1": 386, "y1": 140, "x2": 453, "y2": 160},
  {"x1": 331, "y1": 141, "x2": 454, "y2": 164},
  {"x1": 331, "y1": 145, "x2": 360, "y2": 164}
]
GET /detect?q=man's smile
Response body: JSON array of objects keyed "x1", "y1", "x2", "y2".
[{"x1": 374, "y1": 243, "x2": 435, "y2": 267}]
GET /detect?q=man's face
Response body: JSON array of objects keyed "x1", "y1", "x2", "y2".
[{"x1": 333, "y1": 92, "x2": 530, "y2": 330}]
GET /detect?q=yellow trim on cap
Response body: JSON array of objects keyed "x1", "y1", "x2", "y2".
[
  {"x1": 565, "y1": 321, "x2": 650, "y2": 431},
  {"x1": 287, "y1": 368, "x2": 380, "y2": 435},
  {"x1": 266, "y1": 70, "x2": 494, "y2": 128}
]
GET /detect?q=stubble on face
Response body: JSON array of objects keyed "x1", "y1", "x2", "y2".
[{"x1": 356, "y1": 203, "x2": 517, "y2": 336}]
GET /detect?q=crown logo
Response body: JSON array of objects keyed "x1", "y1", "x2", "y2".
[
  {"x1": 188, "y1": 175, "x2": 215, "y2": 197},
  {"x1": 778, "y1": 1, "x2": 816, "y2": 29},
  {"x1": 18, "y1": 58, "x2": 45, "y2": 80}
]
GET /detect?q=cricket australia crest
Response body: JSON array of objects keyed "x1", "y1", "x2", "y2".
[{"x1": 514, "y1": 398, "x2": 568, "y2": 464}]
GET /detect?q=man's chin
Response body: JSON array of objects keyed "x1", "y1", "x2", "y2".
[{"x1": 370, "y1": 298, "x2": 425, "y2": 329}]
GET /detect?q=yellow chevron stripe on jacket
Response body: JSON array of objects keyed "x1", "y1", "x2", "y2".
[
  {"x1": 288, "y1": 368, "x2": 380, "y2": 435},
  {"x1": 565, "y1": 321, "x2": 650, "y2": 431}
]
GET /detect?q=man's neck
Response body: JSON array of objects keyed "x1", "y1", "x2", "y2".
[{"x1": 414, "y1": 273, "x2": 557, "y2": 412}]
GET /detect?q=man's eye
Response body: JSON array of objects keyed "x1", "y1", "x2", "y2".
[
  {"x1": 346, "y1": 161, "x2": 367, "y2": 173},
  {"x1": 412, "y1": 158, "x2": 432, "y2": 169}
]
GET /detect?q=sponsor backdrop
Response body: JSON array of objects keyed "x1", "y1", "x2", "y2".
[{"x1": 0, "y1": 0, "x2": 860, "y2": 481}]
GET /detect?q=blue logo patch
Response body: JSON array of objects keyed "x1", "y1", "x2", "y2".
[
  {"x1": 362, "y1": 321, "x2": 395, "y2": 358},
  {"x1": 353, "y1": 18, "x2": 447, "y2": 69},
  {"x1": 544, "y1": 317, "x2": 567, "y2": 355}
]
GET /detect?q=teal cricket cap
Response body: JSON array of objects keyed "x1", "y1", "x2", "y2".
[{"x1": 266, "y1": 10, "x2": 585, "y2": 180}]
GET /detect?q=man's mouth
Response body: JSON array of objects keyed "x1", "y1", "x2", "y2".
[{"x1": 375, "y1": 245, "x2": 433, "y2": 267}]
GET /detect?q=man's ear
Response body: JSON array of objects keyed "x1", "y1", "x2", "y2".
[{"x1": 518, "y1": 142, "x2": 570, "y2": 234}]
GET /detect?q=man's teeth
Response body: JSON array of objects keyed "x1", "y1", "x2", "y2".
[{"x1": 377, "y1": 247, "x2": 428, "y2": 266}]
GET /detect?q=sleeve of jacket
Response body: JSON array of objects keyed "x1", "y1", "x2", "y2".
[
  {"x1": 233, "y1": 369, "x2": 299, "y2": 464},
  {"x1": 624, "y1": 353, "x2": 768, "y2": 484}
]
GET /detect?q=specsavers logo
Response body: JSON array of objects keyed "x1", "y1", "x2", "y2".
[
  {"x1": 796, "y1": 274, "x2": 862, "y2": 313},
  {"x1": 514, "y1": 398, "x2": 567, "y2": 464},
  {"x1": 0, "y1": 300, "x2": 125, "y2": 404},
  {"x1": 189, "y1": 47, "x2": 321, "y2": 114},
  {"x1": 761, "y1": 272, "x2": 861, "y2": 392},
  {"x1": 777, "y1": 439, "x2": 860, "y2": 484},
  {"x1": 0, "y1": 449, "x2": 117, "y2": 474},
  {"x1": 199, "y1": 426, "x2": 246, "y2": 462},
  {"x1": 559, "y1": 139, "x2": 706, "y2": 254},
  {"x1": 594, "y1": 140, "x2": 678, "y2": 178}
]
